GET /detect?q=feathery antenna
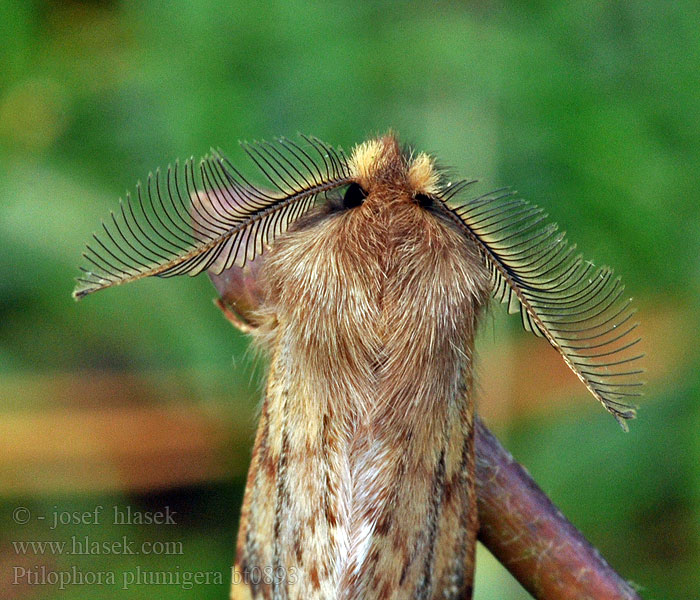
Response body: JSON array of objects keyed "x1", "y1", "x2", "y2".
[
  {"x1": 437, "y1": 186, "x2": 643, "y2": 428},
  {"x1": 73, "y1": 136, "x2": 351, "y2": 299}
]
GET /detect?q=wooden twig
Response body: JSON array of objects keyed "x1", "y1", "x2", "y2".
[{"x1": 474, "y1": 417, "x2": 641, "y2": 600}]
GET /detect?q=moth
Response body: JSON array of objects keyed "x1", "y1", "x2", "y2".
[{"x1": 74, "y1": 133, "x2": 643, "y2": 600}]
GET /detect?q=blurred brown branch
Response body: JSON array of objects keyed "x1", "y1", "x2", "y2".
[{"x1": 475, "y1": 417, "x2": 641, "y2": 600}]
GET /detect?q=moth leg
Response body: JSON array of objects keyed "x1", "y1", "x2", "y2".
[{"x1": 214, "y1": 298, "x2": 258, "y2": 334}]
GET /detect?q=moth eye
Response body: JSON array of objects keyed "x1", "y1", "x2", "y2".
[
  {"x1": 343, "y1": 182, "x2": 367, "y2": 209},
  {"x1": 415, "y1": 193, "x2": 433, "y2": 208}
]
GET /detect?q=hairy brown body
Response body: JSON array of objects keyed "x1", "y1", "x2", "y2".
[{"x1": 232, "y1": 137, "x2": 490, "y2": 599}]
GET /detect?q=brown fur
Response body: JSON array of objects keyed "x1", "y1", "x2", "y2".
[{"x1": 231, "y1": 135, "x2": 490, "y2": 600}]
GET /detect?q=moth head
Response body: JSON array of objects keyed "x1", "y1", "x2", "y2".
[{"x1": 347, "y1": 134, "x2": 440, "y2": 210}]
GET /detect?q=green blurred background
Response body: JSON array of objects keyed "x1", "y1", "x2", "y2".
[{"x1": 1, "y1": 1, "x2": 698, "y2": 598}]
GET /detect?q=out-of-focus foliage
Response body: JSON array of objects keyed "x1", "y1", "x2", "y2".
[{"x1": 0, "y1": 2, "x2": 698, "y2": 599}]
